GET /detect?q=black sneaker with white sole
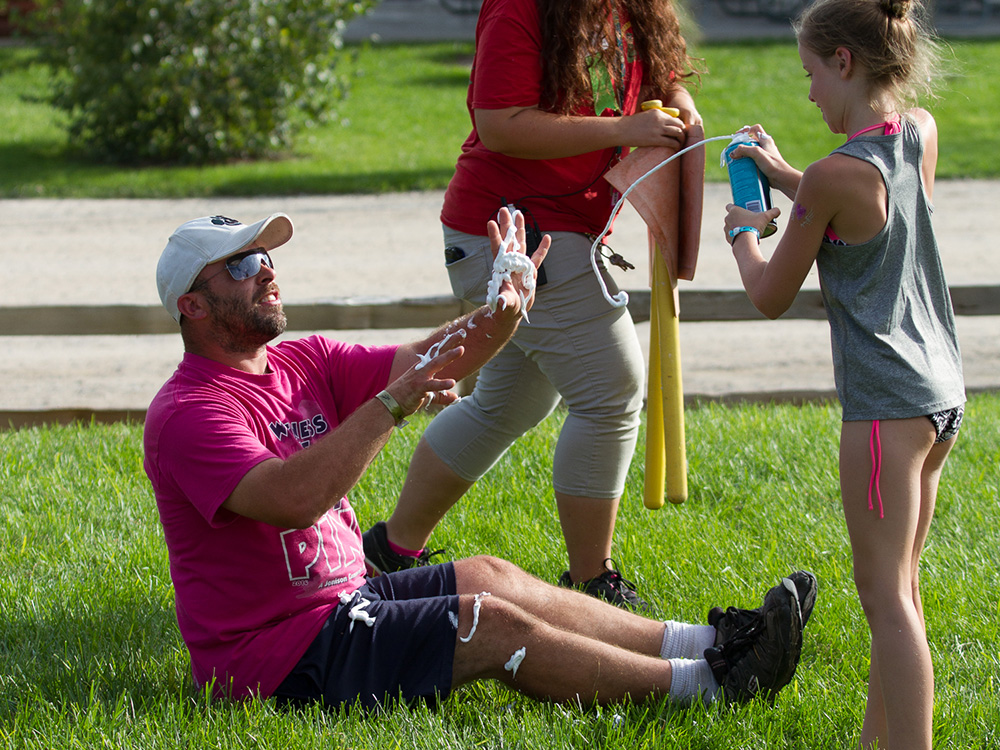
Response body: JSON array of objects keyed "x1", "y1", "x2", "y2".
[
  {"x1": 703, "y1": 575, "x2": 805, "y2": 703},
  {"x1": 557, "y1": 559, "x2": 650, "y2": 612},
  {"x1": 710, "y1": 570, "x2": 818, "y2": 647}
]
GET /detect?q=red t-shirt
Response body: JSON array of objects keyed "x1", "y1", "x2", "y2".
[
  {"x1": 441, "y1": 0, "x2": 647, "y2": 236},
  {"x1": 143, "y1": 336, "x2": 396, "y2": 699}
]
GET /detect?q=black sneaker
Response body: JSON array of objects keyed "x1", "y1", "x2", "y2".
[
  {"x1": 704, "y1": 576, "x2": 805, "y2": 703},
  {"x1": 710, "y1": 570, "x2": 817, "y2": 646},
  {"x1": 557, "y1": 559, "x2": 650, "y2": 612},
  {"x1": 362, "y1": 522, "x2": 443, "y2": 576}
]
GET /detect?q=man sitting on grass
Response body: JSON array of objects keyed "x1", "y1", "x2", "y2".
[{"x1": 143, "y1": 208, "x2": 815, "y2": 710}]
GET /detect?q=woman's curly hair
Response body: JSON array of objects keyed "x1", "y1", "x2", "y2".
[{"x1": 537, "y1": 0, "x2": 698, "y2": 113}]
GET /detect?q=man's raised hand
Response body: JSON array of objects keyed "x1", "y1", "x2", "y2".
[{"x1": 487, "y1": 207, "x2": 550, "y2": 317}]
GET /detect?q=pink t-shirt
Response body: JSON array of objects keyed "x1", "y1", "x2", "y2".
[{"x1": 142, "y1": 336, "x2": 397, "y2": 699}]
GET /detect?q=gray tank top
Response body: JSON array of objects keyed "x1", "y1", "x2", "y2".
[{"x1": 816, "y1": 116, "x2": 965, "y2": 421}]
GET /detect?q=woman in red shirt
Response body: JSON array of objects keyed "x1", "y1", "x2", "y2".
[{"x1": 367, "y1": 0, "x2": 703, "y2": 609}]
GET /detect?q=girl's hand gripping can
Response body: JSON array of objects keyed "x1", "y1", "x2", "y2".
[{"x1": 722, "y1": 135, "x2": 778, "y2": 238}]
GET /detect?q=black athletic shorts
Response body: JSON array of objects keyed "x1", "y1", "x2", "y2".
[{"x1": 273, "y1": 562, "x2": 459, "y2": 711}]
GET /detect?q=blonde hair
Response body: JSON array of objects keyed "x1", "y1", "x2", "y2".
[{"x1": 794, "y1": 0, "x2": 942, "y2": 109}]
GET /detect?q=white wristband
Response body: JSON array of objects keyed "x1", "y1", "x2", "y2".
[{"x1": 728, "y1": 225, "x2": 761, "y2": 244}]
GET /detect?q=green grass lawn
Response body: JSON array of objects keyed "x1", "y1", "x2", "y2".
[
  {"x1": 1, "y1": 38, "x2": 998, "y2": 198},
  {"x1": 2, "y1": 394, "x2": 998, "y2": 748}
]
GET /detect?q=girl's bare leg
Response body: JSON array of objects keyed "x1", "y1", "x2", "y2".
[{"x1": 841, "y1": 418, "x2": 954, "y2": 750}]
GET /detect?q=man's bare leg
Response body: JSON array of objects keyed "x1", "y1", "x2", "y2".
[
  {"x1": 449, "y1": 563, "x2": 677, "y2": 704},
  {"x1": 453, "y1": 555, "x2": 665, "y2": 655},
  {"x1": 448, "y1": 556, "x2": 809, "y2": 706},
  {"x1": 451, "y1": 593, "x2": 676, "y2": 704}
]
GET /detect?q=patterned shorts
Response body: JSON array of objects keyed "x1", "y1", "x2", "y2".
[{"x1": 928, "y1": 405, "x2": 964, "y2": 444}]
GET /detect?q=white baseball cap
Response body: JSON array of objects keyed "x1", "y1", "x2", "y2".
[{"x1": 157, "y1": 213, "x2": 294, "y2": 322}]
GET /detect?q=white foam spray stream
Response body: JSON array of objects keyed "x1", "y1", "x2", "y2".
[
  {"x1": 504, "y1": 647, "x2": 526, "y2": 679},
  {"x1": 486, "y1": 209, "x2": 535, "y2": 323},
  {"x1": 459, "y1": 591, "x2": 492, "y2": 643},
  {"x1": 339, "y1": 591, "x2": 376, "y2": 632},
  {"x1": 415, "y1": 207, "x2": 535, "y2": 371},
  {"x1": 589, "y1": 133, "x2": 738, "y2": 309},
  {"x1": 414, "y1": 327, "x2": 468, "y2": 371}
]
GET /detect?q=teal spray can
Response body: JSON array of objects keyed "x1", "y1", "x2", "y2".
[{"x1": 723, "y1": 136, "x2": 777, "y2": 238}]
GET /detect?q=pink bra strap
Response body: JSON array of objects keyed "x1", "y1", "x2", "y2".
[
  {"x1": 868, "y1": 420, "x2": 884, "y2": 519},
  {"x1": 849, "y1": 119, "x2": 902, "y2": 141}
]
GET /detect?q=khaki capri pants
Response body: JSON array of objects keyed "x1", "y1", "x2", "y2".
[{"x1": 421, "y1": 227, "x2": 645, "y2": 499}]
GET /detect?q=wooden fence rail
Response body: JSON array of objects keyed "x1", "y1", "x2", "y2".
[
  {"x1": 1, "y1": 284, "x2": 995, "y2": 430},
  {"x1": 2, "y1": 285, "x2": 997, "y2": 336}
]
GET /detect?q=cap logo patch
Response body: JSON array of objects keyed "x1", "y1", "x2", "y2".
[{"x1": 210, "y1": 216, "x2": 242, "y2": 226}]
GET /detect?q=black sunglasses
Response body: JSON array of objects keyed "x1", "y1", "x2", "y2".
[{"x1": 191, "y1": 248, "x2": 274, "y2": 290}]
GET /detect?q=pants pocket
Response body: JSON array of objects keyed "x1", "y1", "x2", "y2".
[{"x1": 443, "y1": 236, "x2": 492, "y2": 304}]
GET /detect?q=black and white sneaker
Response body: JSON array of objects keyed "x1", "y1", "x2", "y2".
[
  {"x1": 558, "y1": 559, "x2": 650, "y2": 612},
  {"x1": 703, "y1": 575, "x2": 806, "y2": 703},
  {"x1": 361, "y1": 521, "x2": 443, "y2": 576},
  {"x1": 710, "y1": 570, "x2": 818, "y2": 646}
]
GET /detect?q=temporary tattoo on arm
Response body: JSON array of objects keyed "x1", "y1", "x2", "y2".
[{"x1": 793, "y1": 202, "x2": 815, "y2": 227}]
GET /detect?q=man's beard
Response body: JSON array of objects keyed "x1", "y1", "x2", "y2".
[{"x1": 203, "y1": 285, "x2": 287, "y2": 353}]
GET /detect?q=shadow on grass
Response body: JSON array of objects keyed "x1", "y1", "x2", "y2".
[
  {"x1": 0, "y1": 595, "x2": 194, "y2": 721},
  {"x1": 212, "y1": 167, "x2": 459, "y2": 197},
  {"x1": 0, "y1": 142, "x2": 112, "y2": 197},
  {"x1": 0, "y1": 140, "x2": 459, "y2": 198}
]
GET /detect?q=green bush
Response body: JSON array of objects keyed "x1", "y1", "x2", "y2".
[{"x1": 28, "y1": 0, "x2": 374, "y2": 165}]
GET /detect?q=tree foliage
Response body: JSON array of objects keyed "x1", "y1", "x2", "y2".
[{"x1": 28, "y1": 0, "x2": 375, "y2": 164}]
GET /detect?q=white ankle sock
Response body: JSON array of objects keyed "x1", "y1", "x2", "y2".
[
  {"x1": 667, "y1": 658, "x2": 720, "y2": 705},
  {"x1": 660, "y1": 620, "x2": 717, "y2": 660}
]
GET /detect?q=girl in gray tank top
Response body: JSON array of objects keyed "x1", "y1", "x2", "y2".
[{"x1": 719, "y1": 0, "x2": 964, "y2": 747}]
